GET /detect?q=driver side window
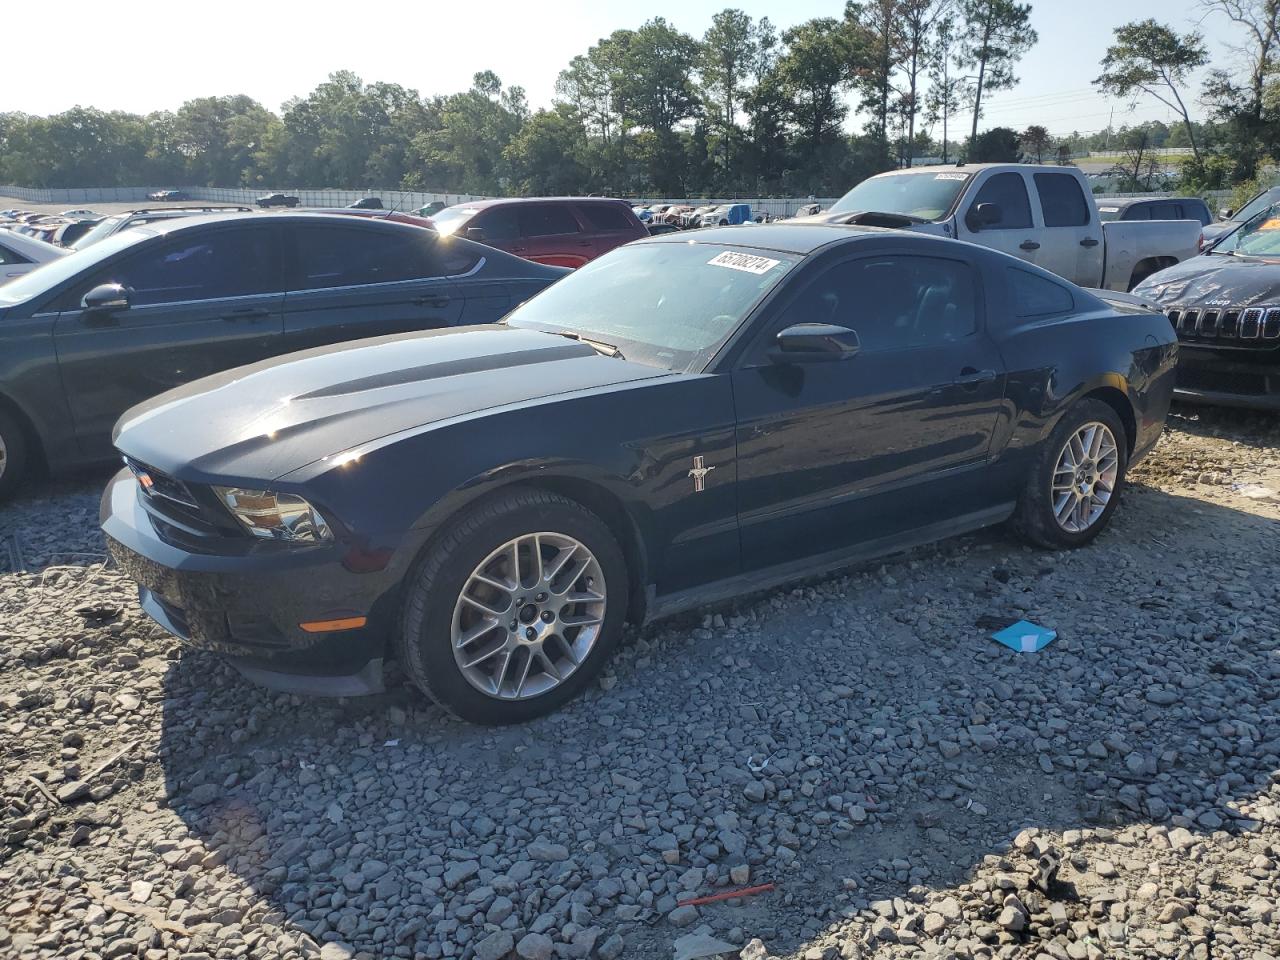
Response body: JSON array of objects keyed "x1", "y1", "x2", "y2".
[
  {"x1": 968, "y1": 173, "x2": 1033, "y2": 230},
  {"x1": 770, "y1": 255, "x2": 978, "y2": 355}
]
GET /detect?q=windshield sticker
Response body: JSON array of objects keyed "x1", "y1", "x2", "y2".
[
  {"x1": 1260, "y1": 217, "x2": 1280, "y2": 231},
  {"x1": 707, "y1": 251, "x2": 781, "y2": 275},
  {"x1": 935, "y1": 173, "x2": 967, "y2": 181}
]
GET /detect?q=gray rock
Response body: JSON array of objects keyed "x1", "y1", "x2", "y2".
[
  {"x1": 516, "y1": 933, "x2": 554, "y2": 960},
  {"x1": 475, "y1": 930, "x2": 514, "y2": 960},
  {"x1": 526, "y1": 841, "x2": 570, "y2": 862}
]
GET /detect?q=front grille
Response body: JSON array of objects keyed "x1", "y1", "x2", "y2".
[
  {"x1": 124, "y1": 458, "x2": 227, "y2": 539},
  {"x1": 1164, "y1": 305, "x2": 1280, "y2": 348}
]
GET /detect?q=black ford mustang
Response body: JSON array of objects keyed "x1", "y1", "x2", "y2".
[
  {"x1": 1134, "y1": 205, "x2": 1280, "y2": 410},
  {"x1": 103, "y1": 225, "x2": 1178, "y2": 723}
]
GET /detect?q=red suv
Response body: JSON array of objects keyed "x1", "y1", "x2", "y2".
[{"x1": 429, "y1": 197, "x2": 647, "y2": 268}]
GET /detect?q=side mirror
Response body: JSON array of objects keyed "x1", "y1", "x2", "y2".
[
  {"x1": 967, "y1": 202, "x2": 1003, "y2": 231},
  {"x1": 1219, "y1": 208, "x2": 1233, "y2": 220},
  {"x1": 464, "y1": 227, "x2": 487, "y2": 242},
  {"x1": 770, "y1": 323, "x2": 860, "y2": 363},
  {"x1": 82, "y1": 283, "x2": 130, "y2": 312}
]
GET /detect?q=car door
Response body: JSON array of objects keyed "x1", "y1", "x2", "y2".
[
  {"x1": 516, "y1": 202, "x2": 594, "y2": 268},
  {"x1": 281, "y1": 223, "x2": 466, "y2": 352},
  {"x1": 1031, "y1": 171, "x2": 1102, "y2": 287},
  {"x1": 732, "y1": 249, "x2": 1007, "y2": 571},
  {"x1": 956, "y1": 170, "x2": 1040, "y2": 266},
  {"x1": 52, "y1": 224, "x2": 285, "y2": 459},
  {"x1": 0, "y1": 237, "x2": 34, "y2": 282}
]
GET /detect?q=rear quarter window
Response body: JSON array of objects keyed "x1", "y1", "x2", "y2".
[
  {"x1": 1008, "y1": 267, "x2": 1075, "y2": 318},
  {"x1": 577, "y1": 202, "x2": 637, "y2": 232}
]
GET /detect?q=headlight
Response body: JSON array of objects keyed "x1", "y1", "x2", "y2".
[{"x1": 214, "y1": 487, "x2": 332, "y2": 542}]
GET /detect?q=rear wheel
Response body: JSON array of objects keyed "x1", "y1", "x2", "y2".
[
  {"x1": 0, "y1": 407, "x2": 29, "y2": 503},
  {"x1": 1013, "y1": 399, "x2": 1128, "y2": 549},
  {"x1": 397, "y1": 488, "x2": 628, "y2": 724}
]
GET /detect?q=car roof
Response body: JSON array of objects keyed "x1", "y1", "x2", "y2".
[
  {"x1": 450, "y1": 196, "x2": 630, "y2": 209},
  {"x1": 140, "y1": 211, "x2": 434, "y2": 236},
  {"x1": 642, "y1": 222, "x2": 890, "y2": 255}
]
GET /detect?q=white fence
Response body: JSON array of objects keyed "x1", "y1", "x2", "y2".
[
  {"x1": 0, "y1": 184, "x2": 840, "y2": 220},
  {"x1": 0, "y1": 184, "x2": 1232, "y2": 217}
]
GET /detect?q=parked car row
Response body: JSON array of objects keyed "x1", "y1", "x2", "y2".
[{"x1": 0, "y1": 178, "x2": 1272, "y2": 725}]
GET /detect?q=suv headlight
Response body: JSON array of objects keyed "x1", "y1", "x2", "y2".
[{"x1": 214, "y1": 487, "x2": 332, "y2": 542}]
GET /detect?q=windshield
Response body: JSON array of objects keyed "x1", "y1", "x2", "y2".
[
  {"x1": 1210, "y1": 202, "x2": 1280, "y2": 257},
  {"x1": 829, "y1": 171, "x2": 971, "y2": 220},
  {"x1": 430, "y1": 206, "x2": 481, "y2": 235},
  {"x1": 70, "y1": 214, "x2": 128, "y2": 250},
  {"x1": 504, "y1": 241, "x2": 797, "y2": 372},
  {"x1": 0, "y1": 229, "x2": 151, "y2": 305},
  {"x1": 1230, "y1": 189, "x2": 1280, "y2": 224}
]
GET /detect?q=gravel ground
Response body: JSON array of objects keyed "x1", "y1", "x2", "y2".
[{"x1": 1, "y1": 406, "x2": 1278, "y2": 960}]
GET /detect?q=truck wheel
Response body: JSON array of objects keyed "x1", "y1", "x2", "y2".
[
  {"x1": 397, "y1": 488, "x2": 628, "y2": 724},
  {"x1": 1012, "y1": 399, "x2": 1128, "y2": 549},
  {"x1": 0, "y1": 407, "x2": 30, "y2": 502}
]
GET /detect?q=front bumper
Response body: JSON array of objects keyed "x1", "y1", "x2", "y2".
[
  {"x1": 101, "y1": 468, "x2": 402, "y2": 695},
  {"x1": 1174, "y1": 349, "x2": 1280, "y2": 412}
]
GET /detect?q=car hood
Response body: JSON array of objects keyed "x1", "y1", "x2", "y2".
[
  {"x1": 1132, "y1": 254, "x2": 1280, "y2": 307},
  {"x1": 113, "y1": 325, "x2": 669, "y2": 483}
]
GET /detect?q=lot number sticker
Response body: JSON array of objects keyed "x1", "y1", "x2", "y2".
[
  {"x1": 707, "y1": 251, "x2": 781, "y2": 275},
  {"x1": 935, "y1": 173, "x2": 967, "y2": 181}
]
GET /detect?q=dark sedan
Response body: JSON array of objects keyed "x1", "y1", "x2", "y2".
[
  {"x1": 0, "y1": 214, "x2": 565, "y2": 498},
  {"x1": 103, "y1": 226, "x2": 1177, "y2": 723},
  {"x1": 1134, "y1": 203, "x2": 1280, "y2": 410}
]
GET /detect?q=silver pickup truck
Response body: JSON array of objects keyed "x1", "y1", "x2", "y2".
[{"x1": 804, "y1": 163, "x2": 1202, "y2": 291}]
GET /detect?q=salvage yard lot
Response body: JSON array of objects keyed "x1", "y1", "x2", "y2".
[{"x1": 1, "y1": 407, "x2": 1278, "y2": 960}]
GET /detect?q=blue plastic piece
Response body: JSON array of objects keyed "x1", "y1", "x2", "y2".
[{"x1": 991, "y1": 620, "x2": 1057, "y2": 653}]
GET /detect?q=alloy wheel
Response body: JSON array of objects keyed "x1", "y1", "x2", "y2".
[
  {"x1": 451, "y1": 532, "x2": 606, "y2": 701},
  {"x1": 1051, "y1": 421, "x2": 1119, "y2": 533}
]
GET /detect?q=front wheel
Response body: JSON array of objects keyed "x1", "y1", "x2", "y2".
[
  {"x1": 0, "y1": 407, "x2": 30, "y2": 502},
  {"x1": 397, "y1": 488, "x2": 628, "y2": 724},
  {"x1": 1012, "y1": 399, "x2": 1128, "y2": 549}
]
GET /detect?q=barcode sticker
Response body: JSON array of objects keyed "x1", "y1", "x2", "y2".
[{"x1": 707, "y1": 251, "x2": 781, "y2": 275}]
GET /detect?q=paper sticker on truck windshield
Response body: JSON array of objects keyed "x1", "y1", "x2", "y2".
[
  {"x1": 935, "y1": 173, "x2": 967, "y2": 180},
  {"x1": 707, "y1": 251, "x2": 781, "y2": 274}
]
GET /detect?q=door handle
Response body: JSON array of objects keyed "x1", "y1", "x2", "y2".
[
  {"x1": 953, "y1": 368, "x2": 997, "y2": 388},
  {"x1": 1080, "y1": 237, "x2": 1100, "y2": 247},
  {"x1": 413, "y1": 296, "x2": 451, "y2": 308},
  {"x1": 220, "y1": 307, "x2": 270, "y2": 322},
  {"x1": 576, "y1": 240, "x2": 593, "y2": 247},
  {"x1": 1019, "y1": 240, "x2": 1041, "y2": 251}
]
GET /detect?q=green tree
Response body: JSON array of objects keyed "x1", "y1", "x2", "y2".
[
  {"x1": 1020, "y1": 123, "x2": 1052, "y2": 162},
  {"x1": 925, "y1": 14, "x2": 967, "y2": 162},
  {"x1": 967, "y1": 125, "x2": 1020, "y2": 161},
  {"x1": 1199, "y1": 0, "x2": 1280, "y2": 180},
  {"x1": 408, "y1": 72, "x2": 526, "y2": 194},
  {"x1": 699, "y1": 9, "x2": 757, "y2": 178},
  {"x1": 957, "y1": 0, "x2": 1038, "y2": 142},
  {"x1": 776, "y1": 19, "x2": 857, "y2": 152},
  {"x1": 172, "y1": 95, "x2": 281, "y2": 185},
  {"x1": 1094, "y1": 19, "x2": 1207, "y2": 161},
  {"x1": 504, "y1": 106, "x2": 592, "y2": 195},
  {"x1": 896, "y1": 0, "x2": 951, "y2": 165}
]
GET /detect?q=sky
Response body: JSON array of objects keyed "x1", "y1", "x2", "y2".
[{"x1": 9, "y1": 0, "x2": 1243, "y2": 138}]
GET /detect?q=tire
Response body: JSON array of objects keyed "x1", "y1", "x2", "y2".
[
  {"x1": 1012, "y1": 398, "x2": 1128, "y2": 549},
  {"x1": 397, "y1": 488, "x2": 629, "y2": 724},
  {"x1": 0, "y1": 406, "x2": 30, "y2": 503}
]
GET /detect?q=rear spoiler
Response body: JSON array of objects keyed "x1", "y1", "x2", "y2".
[{"x1": 1087, "y1": 288, "x2": 1162, "y2": 312}]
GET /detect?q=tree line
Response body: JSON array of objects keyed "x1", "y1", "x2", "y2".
[{"x1": 2, "y1": 0, "x2": 1278, "y2": 199}]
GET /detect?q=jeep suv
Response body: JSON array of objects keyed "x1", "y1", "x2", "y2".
[{"x1": 428, "y1": 197, "x2": 647, "y2": 268}]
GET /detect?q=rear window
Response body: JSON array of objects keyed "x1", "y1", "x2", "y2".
[
  {"x1": 1008, "y1": 267, "x2": 1075, "y2": 317},
  {"x1": 577, "y1": 202, "x2": 636, "y2": 232},
  {"x1": 1034, "y1": 173, "x2": 1090, "y2": 227}
]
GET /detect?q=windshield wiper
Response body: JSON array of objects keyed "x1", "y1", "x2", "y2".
[{"x1": 547, "y1": 329, "x2": 625, "y2": 359}]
